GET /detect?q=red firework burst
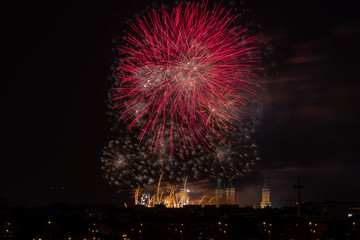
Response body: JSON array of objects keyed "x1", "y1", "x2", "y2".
[{"x1": 114, "y1": 1, "x2": 260, "y2": 155}]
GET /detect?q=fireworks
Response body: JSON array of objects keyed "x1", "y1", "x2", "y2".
[
  {"x1": 102, "y1": 1, "x2": 263, "y2": 190},
  {"x1": 113, "y1": 1, "x2": 259, "y2": 155},
  {"x1": 134, "y1": 176, "x2": 215, "y2": 208},
  {"x1": 101, "y1": 125, "x2": 260, "y2": 189}
]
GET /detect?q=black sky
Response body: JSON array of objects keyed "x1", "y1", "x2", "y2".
[{"x1": 1, "y1": 0, "x2": 359, "y2": 207}]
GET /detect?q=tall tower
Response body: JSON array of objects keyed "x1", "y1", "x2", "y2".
[
  {"x1": 294, "y1": 176, "x2": 305, "y2": 217},
  {"x1": 260, "y1": 172, "x2": 272, "y2": 208},
  {"x1": 225, "y1": 178, "x2": 235, "y2": 205},
  {"x1": 215, "y1": 178, "x2": 224, "y2": 207}
]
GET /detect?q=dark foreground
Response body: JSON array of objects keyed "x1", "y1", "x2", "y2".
[{"x1": 1, "y1": 201, "x2": 359, "y2": 240}]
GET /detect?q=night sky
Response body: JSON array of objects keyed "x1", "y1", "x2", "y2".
[{"x1": 1, "y1": 0, "x2": 359, "y2": 207}]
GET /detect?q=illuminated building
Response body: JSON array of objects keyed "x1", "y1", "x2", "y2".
[
  {"x1": 215, "y1": 178, "x2": 224, "y2": 207},
  {"x1": 225, "y1": 178, "x2": 235, "y2": 205},
  {"x1": 260, "y1": 172, "x2": 272, "y2": 208},
  {"x1": 215, "y1": 178, "x2": 236, "y2": 206}
]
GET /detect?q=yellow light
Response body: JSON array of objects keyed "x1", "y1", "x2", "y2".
[
  {"x1": 218, "y1": 222, "x2": 221, "y2": 225},
  {"x1": 48, "y1": 221, "x2": 51, "y2": 224},
  {"x1": 263, "y1": 222, "x2": 266, "y2": 225},
  {"x1": 309, "y1": 222, "x2": 312, "y2": 225}
]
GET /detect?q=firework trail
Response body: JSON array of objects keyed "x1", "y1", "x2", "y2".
[
  {"x1": 112, "y1": 1, "x2": 260, "y2": 155},
  {"x1": 134, "y1": 177, "x2": 215, "y2": 208}
]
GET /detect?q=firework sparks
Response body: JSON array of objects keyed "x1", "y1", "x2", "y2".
[
  {"x1": 134, "y1": 176, "x2": 215, "y2": 208},
  {"x1": 101, "y1": 131, "x2": 260, "y2": 189},
  {"x1": 112, "y1": 1, "x2": 260, "y2": 155},
  {"x1": 102, "y1": 1, "x2": 264, "y2": 190}
]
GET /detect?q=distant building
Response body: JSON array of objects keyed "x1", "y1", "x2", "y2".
[
  {"x1": 260, "y1": 172, "x2": 272, "y2": 208},
  {"x1": 215, "y1": 178, "x2": 224, "y2": 207},
  {"x1": 225, "y1": 178, "x2": 235, "y2": 205},
  {"x1": 215, "y1": 178, "x2": 236, "y2": 206}
]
